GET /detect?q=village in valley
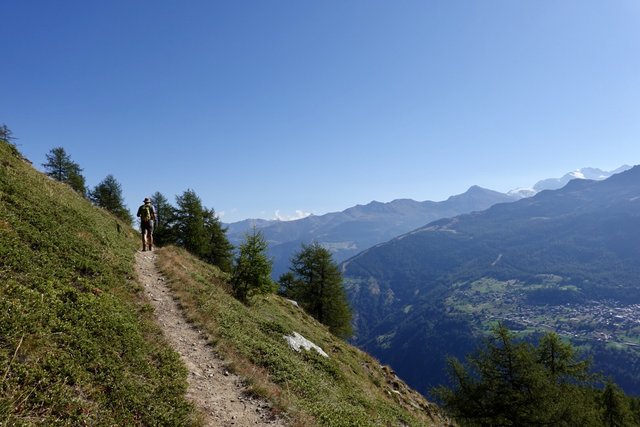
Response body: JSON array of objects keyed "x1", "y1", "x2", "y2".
[{"x1": 445, "y1": 277, "x2": 640, "y2": 348}]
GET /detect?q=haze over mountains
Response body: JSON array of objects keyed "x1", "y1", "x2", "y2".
[
  {"x1": 342, "y1": 165, "x2": 640, "y2": 395},
  {"x1": 228, "y1": 186, "x2": 517, "y2": 277},
  {"x1": 227, "y1": 166, "x2": 629, "y2": 278}
]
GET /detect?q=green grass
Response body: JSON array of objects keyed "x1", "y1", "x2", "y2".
[
  {"x1": 157, "y1": 246, "x2": 449, "y2": 427},
  {"x1": 0, "y1": 141, "x2": 196, "y2": 425}
]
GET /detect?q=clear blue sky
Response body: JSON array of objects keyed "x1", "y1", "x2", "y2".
[{"x1": 2, "y1": 1, "x2": 639, "y2": 222}]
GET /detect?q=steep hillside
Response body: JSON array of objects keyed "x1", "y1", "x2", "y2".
[
  {"x1": 0, "y1": 140, "x2": 196, "y2": 424},
  {"x1": 156, "y1": 246, "x2": 450, "y2": 426},
  {"x1": 0, "y1": 139, "x2": 449, "y2": 426},
  {"x1": 228, "y1": 186, "x2": 516, "y2": 277},
  {"x1": 343, "y1": 167, "x2": 640, "y2": 395}
]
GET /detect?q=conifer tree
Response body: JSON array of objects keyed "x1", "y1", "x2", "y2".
[
  {"x1": 89, "y1": 174, "x2": 132, "y2": 223},
  {"x1": 601, "y1": 380, "x2": 634, "y2": 427},
  {"x1": 171, "y1": 190, "x2": 233, "y2": 272},
  {"x1": 66, "y1": 163, "x2": 87, "y2": 197},
  {"x1": 537, "y1": 332, "x2": 591, "y2": 383},
  {"x1": 42, "y1": 147, "x2": 87, "y2": 196},
  {"x1": 435, "y1": 324, "x2": 601, "y2": 426},
  {"x1": 0, "y1": 124, "x2": 15, "y2": 144},
  {"x1": 172, "y1": 189, "x2": 208, "y2": 255},
  {"x1": 231, "y1": 228, "x2": 276, "y2": 303},
  {"x1": 203, "y1": 208, "x2": 233, "y2": 273},
  {"x1": 280, "y1": 242, "x2": 353, "y2": 338},
  {"x1": 0, "y1": 124, "x2": 20, "y2": 157},
  {"x1": 150, "y1": 191, "x2": 174, "y2": 246}
]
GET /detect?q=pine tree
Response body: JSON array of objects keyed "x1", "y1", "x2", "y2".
[
  {"x1": 280, "y1": 242, "x2": 353, "y2": 338},
  {"x1": 42, "y1": 147, "x2": 87, "y2": 196},
  {"x1": 231, "y1": 228, "x2": 276, "y2": 303},
  {"x1": 89, "y1": 174, "x2": 132, "y2": 223}
]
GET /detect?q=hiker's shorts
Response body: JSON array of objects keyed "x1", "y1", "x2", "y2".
[{"x1": 141, "y1": 220, "x2": 154, "y2": 233}]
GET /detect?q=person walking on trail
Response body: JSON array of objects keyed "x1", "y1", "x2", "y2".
[{"x1": 137, "y1": 197, "x2": 156, "y2": 251}]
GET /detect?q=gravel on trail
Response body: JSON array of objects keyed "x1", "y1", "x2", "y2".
[{"x1": 135, "y1": 251, "x2": 287, "y2": 427}]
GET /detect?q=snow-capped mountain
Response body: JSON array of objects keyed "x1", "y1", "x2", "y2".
[{"x1": 508, "y1": 165, "x2": 631, "y2": 198}]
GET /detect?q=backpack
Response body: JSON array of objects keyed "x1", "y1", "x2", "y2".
[{"x1": 141, "y1": 205, "x2": 153, "y2": 222}]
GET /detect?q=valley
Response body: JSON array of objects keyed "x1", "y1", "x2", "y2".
[
  {"x1": 445, "y1": 277, "x2": 640, "y2": 348},
  {"x1": 344, "y1": 166, "x2": 640, "y2": 395}
]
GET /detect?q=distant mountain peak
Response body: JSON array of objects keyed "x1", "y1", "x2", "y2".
[
  {"x1": 509, "y1": 165, "x2": 631, "y2": 198},
  {"x1": 466, "y1": 185, "x2": 485, "y2": 192}
]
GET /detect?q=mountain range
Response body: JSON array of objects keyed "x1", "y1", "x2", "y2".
[
  {"x1": 227, "y1": 186, "x2": 517, "y2": 277},
  {"x1": 227, "y1": 166, "x2": 629, "y2": 279},
  {"x1": 342, "y1": 165, "x2": 640, "y2": 396},
  {"x1": 508, "y1": 165, "x2": 631, "y2": 197}
]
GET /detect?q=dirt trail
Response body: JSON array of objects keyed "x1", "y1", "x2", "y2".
[{"x1": 135, "y1": 251, "x2": 286, "y2": 427}]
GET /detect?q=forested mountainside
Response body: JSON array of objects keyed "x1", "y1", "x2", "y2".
[{"x1": 344, "y1": 166, "x2": 640, "y2": 395}]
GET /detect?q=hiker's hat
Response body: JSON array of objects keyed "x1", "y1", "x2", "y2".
[{"x1": 144, "y1": 197, "x2": 151, "y2": 203}]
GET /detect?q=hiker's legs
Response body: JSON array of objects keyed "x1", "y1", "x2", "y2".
[
  {"x1": 141, "y1": 230, "x2": 146, "y2": 250},
  {"x1": 146, "y1": 229, "x2": 154, "y2": 250},
  {"x1": 147, "y1": 221, "x2": 154, "y2": 250},
  {"x1": 140, "y1": 221, "x2": 154, "y2": 251}
]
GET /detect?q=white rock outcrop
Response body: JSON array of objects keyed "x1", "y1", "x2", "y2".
[{"x1": 283, "y1": 332, "x2": 328, "y2": 358}]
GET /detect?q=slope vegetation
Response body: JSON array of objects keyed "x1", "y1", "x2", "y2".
[
  {"x1": 0, "y1": 140, "x2": 449, "y2": 426},
  {"x1": 156, "y1": 245, "x2": 449, "y2": 426},
  {"x1": 0, "y1": 141, "x2": 196, "y2": 424}
]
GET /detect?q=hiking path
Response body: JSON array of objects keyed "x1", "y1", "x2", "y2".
[{"x1": 135, "y1": 250, "x2": 286, "y2": 427}]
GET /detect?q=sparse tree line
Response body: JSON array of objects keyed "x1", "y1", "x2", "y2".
[
  {"x1": 40, "y1": 145, "x2": 133, "y2": 223},
  {"x1": 1, "y1": 125, "x2": 352, "y2": 339}
]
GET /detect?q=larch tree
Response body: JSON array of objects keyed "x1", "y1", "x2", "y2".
[
  {"x1": 42, "y1": 147, "x2": 87, "y2": 196},
  {"x1": 171, "y1": 190, "x2": 233, "y2": 272},
  {"x1": 150, "y1": 191, "x2": 174, "y2": 246},
  {"x1": 89, "y1": 174, "x2": 132, "y2": 223},
  {"x1": 601, "y1": 380, "x2": 634, "y2": 427},
  {"x1": 280, "y1": 242, "x2": 353, "y2": 338},
  {"x1": 434, "y1": 324, "x2": 602, "y2": 427},
  {"x1": 0, "y1": 124, "x2": 15, "y2": 144},
  {"x1": 172, "y1": 189, "x2": 208, "y2": 256},
  {"x1": 203, "y1": 208, "x2": 233, "y2": 273},
  {"x1": 231, "y1": 228, "x2": 276, "y2": 303}
]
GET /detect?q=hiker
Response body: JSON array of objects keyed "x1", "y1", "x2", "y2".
[{"x1": 136, "y1": 197, "x2": 156, "y2": 251}]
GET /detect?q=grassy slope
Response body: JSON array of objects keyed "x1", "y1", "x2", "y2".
[
  {"x1": 0, "y1": 141, "x2": 196, "y2": 426},
  {"x1": 157, "y1": 246, "x2": 450, "y2": 427}
]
